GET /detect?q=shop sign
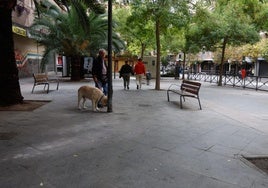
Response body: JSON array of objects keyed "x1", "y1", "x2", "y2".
[{"x1": 12, "y1": 26, "x2": 27, "y2": 37}]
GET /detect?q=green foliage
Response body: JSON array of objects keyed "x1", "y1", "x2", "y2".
[
  {"x1": 30, "y1": 0, "x2": 125, "y2": 68},
  {"x1": 253, "y1": 3, "x2": 268, "y2": 30},
  {"x1": 183, "y1": 0, "x2": 263, "y2": 86},
  {"x1": 215, "y1": 0, "x2": 268, "y2": 31},
  {"x1": 113, "y1": 0, "x2": 191, "y2": 57},
  {"x1": 113, "y1": 3, "x2": 155, "y2": 57},
  {"x1": 161, "y1": 56, "x2": 169, "y2": 67},
  {"x1": 186, "y1": 1, "x2": 260, "y2": 53}
]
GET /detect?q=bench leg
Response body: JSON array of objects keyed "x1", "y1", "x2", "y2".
[
  {"x1": 43, "y1": 83, "x2": 49, "y2": 93},
  {"x1": 31, "y1": 84, "x2": 36, "y2": 93},
  {"x1": 167, "y1": 90, "x2": 170, "y2": 102},
  {"x1": 56, "y1": 81, "x2": 59, "y2": 90},
  {"x1": 180, "y1": 96, "x2": 183, "y2": 109},
  {"x1": 198, "y1": 98, "x2": 202, "y2": 110},
  {"x1": 47, "y1": 83, "x2": 49, "y2": 93}
]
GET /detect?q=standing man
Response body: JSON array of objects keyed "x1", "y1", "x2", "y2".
[
  {"x1": 134, "y1": 58, "x2": 146, "y2": 89},
  {"x1": 119, "y1": 60, "x2": 134, "y2": 90},
  {"x1": 92, "y1": 49, "x2": 108, "y2": 95}
]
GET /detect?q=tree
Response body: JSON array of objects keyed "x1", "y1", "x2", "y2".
[
  {"x1": 30, "y1": 0, "x2": 125, "y2": 80},
  {"x1": 224, "y1": 38, "x2": 268, "y2": 63},
  {"x1": 130, "y1": 0, "x2": 190, "y2": 90},
  {"x1": 113, "y1": 4, "x2": 155, "y2": 58},
  {"x1": 216, "y1": 0, "x2": 268, "y2": 31},
  {"x1": 0, "y1": 0, "x2": 24, "y2": 106},
  {"x1": 0, "y1": 0, "x2": 106, "y2": 105},
  {"x1": 186, "y1": 1, "x2": 260, "y2": 86},
  {"x1": 30, "y1": 1, "x2": 91, "y2": 80}
]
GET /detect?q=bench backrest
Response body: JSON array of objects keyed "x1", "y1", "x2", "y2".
[
  {"x1": 33, "y1": 73, "x2": 48, "y2": 82},
  {"x1": 181, "y1": 80, "x2": 201, "y2": 95}
]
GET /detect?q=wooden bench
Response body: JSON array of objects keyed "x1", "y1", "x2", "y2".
[
  {"x1": 32, "y1": 73, "x2": 59, "y2": 93},
  {"x1": 167, "y1": 80, "x2": 202, "y2": 110}
]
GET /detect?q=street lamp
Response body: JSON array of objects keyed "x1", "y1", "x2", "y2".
[{"x1": 107, "y1": 0, "x2": 113, "y2": 112}]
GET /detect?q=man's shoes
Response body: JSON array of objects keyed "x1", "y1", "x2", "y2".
[
  {"x1": 137, "y1": 85, "x2": 139, "y2": 90},
  {"x1": 127, "y1": 86, "x2": 129, "y2": 90}
]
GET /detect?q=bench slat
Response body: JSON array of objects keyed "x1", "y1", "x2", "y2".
[
  {"x1": 181, "y1": 86, "x2": 199, "y2": 95},
  {"x1": 34, "y1": 74, "x2": 48, "y2": 82}
]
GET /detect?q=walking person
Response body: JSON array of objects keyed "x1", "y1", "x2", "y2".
[
  {"x1": 241, "y1": 67, "x2": 246, "y2": 80},
  {"x1": 134, "y1": 58, "x2": 146, "y2": 89},
  {"x1": 119, "y1": 61, "x2": 134, "y2": 90},
  {"x1": 92, "y1": 49, "x2": 108, "y2": 95}
]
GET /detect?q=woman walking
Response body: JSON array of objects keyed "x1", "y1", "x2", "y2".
[{"x1": 119, "y1": 61, "x2": 134, "y2": 90}]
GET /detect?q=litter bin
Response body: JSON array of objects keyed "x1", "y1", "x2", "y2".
[{"x1": 146, "y1": 71, "x2": 151, "y2": 85}]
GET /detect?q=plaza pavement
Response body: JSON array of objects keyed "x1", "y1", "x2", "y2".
[{"x1": 1, "y1": 74, "x2": 268, "y2": 188}]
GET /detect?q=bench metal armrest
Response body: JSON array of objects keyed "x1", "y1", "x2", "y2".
[{"x1": 167, "y1": 84, "x2": 180, "y2": 90}]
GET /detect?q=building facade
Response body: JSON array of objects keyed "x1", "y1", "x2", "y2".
[{"x1": 12, "y1": 0, "x2": 59, "y2": 77}]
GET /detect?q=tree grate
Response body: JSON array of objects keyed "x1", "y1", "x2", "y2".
[{"x1": 244, "y1": 157, "x2": 268, "y2": 175}]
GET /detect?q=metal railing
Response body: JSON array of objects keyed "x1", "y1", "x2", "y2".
[{"x1": 188, "y1": 72, "x2": 268, "y2": 92}]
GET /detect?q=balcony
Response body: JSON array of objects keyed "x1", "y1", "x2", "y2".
[{"x1": 12, "y1": 0, "x2": 35, "y2": 28}]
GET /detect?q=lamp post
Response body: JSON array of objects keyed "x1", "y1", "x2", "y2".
[{"x1": 107, "y1": 0, "x2": 113, "y2": 112}]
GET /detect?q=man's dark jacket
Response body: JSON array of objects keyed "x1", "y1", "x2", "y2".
[{"x1": 92, "y1": 56, "x2": 108, "y2": 83}]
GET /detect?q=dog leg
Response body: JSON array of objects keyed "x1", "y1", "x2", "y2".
[
  {"x1": 92, "y1": 100, "x2": 101, "y2": 111},
  {"x1": 78, "y1": 95, "x2": 82, "y2": 109},
  {"x1": 92, "y1": 100, "x2": 96, "y2": 111},
  {"x1": 82, "y1": 97, "x2": 87, "y2": 109}
]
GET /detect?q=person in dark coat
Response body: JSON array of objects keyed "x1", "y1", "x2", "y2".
[
  {"x1": 92, "y1": 49, "x2": 108, "y2": 95},
  {"x1": 119, "y1": 61, "x2": 134, "y2": 90}
]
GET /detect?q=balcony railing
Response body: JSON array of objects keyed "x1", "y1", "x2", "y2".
[{"x1": 12, "y1": 1, "x2": 35, "y2": 27}]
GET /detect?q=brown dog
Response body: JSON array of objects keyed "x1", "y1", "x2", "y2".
[{"x1": 78, "y1": 85, "x2": 107, "y2": 111}]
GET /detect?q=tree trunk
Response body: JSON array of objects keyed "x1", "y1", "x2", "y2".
[
  {"x1": 182, "y1": 51, "x2": 186, "y2": 80},
  {"x1": 155, "y1": 18, "x2": 161, "y2": 90},
  {"x1": 140, "y1": 43, "x2": 146, "y2": 59},
  {"x1": 0, "y1": 3, "x2": 24, "y2": 106},
  {"x1": 218, "y1": 39, "x2": 227, "y2": 86},
  {"x1": 70, "y1": 55, "x2": 82, "y2": 81}
]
